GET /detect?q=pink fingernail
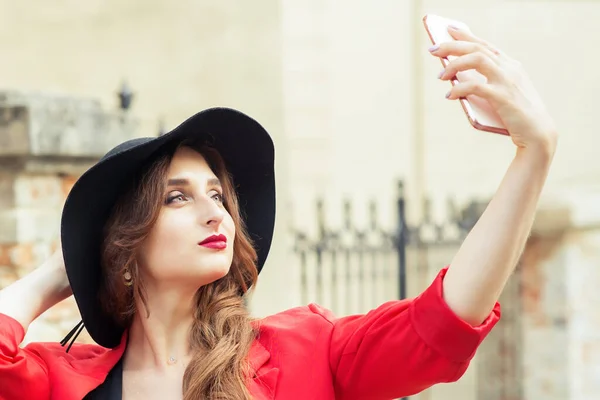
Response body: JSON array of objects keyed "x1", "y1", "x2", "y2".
[
  {"x1": 428, "y1": 45, "x2": 439, "y2": 52},
  {"x1": 445, "y1": 91, "x2": 451, "y2": 99},
  {"x1": 448, "y1": 25, "x2": 460, "y2": 30},
  {"x1": 438, "y1": 70, "x2": 445, "y2": 79}
]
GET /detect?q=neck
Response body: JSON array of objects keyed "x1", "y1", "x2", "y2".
[{"x1": 124, "y1": 286, "x2": 197, "y2": 372}]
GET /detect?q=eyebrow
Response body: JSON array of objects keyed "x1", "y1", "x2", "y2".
[{"x1": 167, "y1": 177, "x2": 222, "y2": 187}]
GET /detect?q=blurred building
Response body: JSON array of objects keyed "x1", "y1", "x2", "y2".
[{"x1": 0, "y1": 1, "x2": 599, "y2": 399}]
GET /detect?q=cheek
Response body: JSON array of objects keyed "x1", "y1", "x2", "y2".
[
  {"x1": 139, "y1": 213, "x2": 190, "y2": 267},
  {"x1": 224, "y1": 214, "x2": 236, "y2": 237},
  {"x1": 148, "y1": 215, "x2": 182, "y2": 247}
]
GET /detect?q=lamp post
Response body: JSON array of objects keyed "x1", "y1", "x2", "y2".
[{"x1": 117, "y1": 82, "x2": 133, "y2": 111}]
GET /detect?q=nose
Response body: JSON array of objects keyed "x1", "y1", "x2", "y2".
[{"x1": 196, "y1": 195, "x2": 225, "y2": 228}]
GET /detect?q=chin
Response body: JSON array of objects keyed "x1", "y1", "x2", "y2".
[{"x1": 194, "y1": 263, "x2": 232, "y2": 285}]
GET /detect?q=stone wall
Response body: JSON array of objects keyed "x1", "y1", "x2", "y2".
[
  {"x1": 520, "y1": 234, "x2": 568, "y2": 400},
  {"x1": 0, "y1": 171, "x2": 82, "y2": 344},
  {"x1": 468, "y1": 196, "x2": 600, "y2": 400},
  {"x1": 0, "y1": 91, "x2": 139, "y2": 345}
]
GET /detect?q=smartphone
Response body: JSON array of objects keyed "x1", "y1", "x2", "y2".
[{"x1": 422, "y1": 14, "x2": 509, "y2": 136}]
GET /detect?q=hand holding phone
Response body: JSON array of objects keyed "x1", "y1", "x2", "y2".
[{"x1": 423, "y1": 14, "x2": 509, "y2": 136}]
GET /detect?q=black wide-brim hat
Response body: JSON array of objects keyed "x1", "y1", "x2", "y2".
[{"x1": 60, "y1": 107, "x2": 276, "y2": 349}]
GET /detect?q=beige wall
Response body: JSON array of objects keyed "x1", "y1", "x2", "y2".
[{"x1": 0, "y1": 1, "x2": 284, "y2": 138}]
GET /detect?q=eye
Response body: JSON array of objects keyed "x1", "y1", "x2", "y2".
[
  {"x1": 166, "y1": 191, "x2": 187, "y2": 205},
  {"x1": 211, "y1": 192, "x2": 224, "y2": 204}
]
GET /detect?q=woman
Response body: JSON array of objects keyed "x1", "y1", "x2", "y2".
[{"x1": 0, "y1": 26, "x2": 556, "y2": 399}]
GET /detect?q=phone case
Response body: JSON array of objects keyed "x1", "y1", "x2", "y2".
[{"x1": 423, "y1": 14, "x2": 509, "y2": 136}]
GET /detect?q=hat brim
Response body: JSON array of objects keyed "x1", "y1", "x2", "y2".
[{"x1": 61, "y1": 107, "x2": 276, "y2": 348}]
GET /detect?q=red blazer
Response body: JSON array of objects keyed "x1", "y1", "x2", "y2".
[{"x1": 0, "y1": 268, "x2": 500, "y2": 399}]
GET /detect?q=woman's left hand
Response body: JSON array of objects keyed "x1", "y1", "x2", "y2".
[{"x1": 429, "y1": 25, "x2": 558, "y2": 159}]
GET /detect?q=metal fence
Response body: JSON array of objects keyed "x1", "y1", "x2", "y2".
[{"x1": 292, "y1": 180, "x2": 487, "y2": 308}]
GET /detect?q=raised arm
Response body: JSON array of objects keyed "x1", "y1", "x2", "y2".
[
  {"x1": 0, "y1": 246, "x2": 72, "y2": 332},
  {"x1": 430, "y1": 26, "x2": 558, "y2": 325}
]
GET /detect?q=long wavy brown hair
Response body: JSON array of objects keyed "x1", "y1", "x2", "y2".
[{"x1": 99, "y1": 140, "x2": 259, "y2": 399}]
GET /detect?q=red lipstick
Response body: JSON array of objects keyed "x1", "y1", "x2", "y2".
[{"x1": 199, "y1": 234, "x2": 227, "y2": 250}]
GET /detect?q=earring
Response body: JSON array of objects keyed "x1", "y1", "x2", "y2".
[{"x1": 123, "y1": 268, "x2": 133, "y2": 287}]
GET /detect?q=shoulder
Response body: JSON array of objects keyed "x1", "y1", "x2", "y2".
[
  {"x1": 25, "y1": 340, "x2": 110, "y2": 360},
  {"x1": 22, "y1": 329, "x2": 127, "y2": 374},
  {"x1": 0, "y1": 312, "x2": 111, "y2": 362},
  {"x1": 255, "y1": 304, "x2": 337, "y2": 333},
  {"x1": 252, "y1": 300, "x2": 413, "y2": 349},
  {"x1": 251, "y1": 304, "x2": 346, "y2": 356}
]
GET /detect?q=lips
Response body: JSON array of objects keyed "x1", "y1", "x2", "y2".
[{"x1": 199, "y1": 234, "x2": 227, "y2": 250}]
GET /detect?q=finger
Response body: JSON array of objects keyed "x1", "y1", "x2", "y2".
[
  {"x1": 447, "y1": 25, "x2": 489, "y2": 46},
  {"x1": 440, "y1": 52, "x2": 503, "y2": 82},
  {"x1": 447, "y1": 25, "x2": 504, "y2": 58},
  {"x1": 446, "y1": 81, "x2": 503, "y2": 104},
  {"x1": 429, "y1": 41, "x2": 499, "y2": 63}
]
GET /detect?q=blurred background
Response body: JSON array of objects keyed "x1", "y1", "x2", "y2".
[{"x1": 0, "y1": 1, "x2": 598, "y2": 399}]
